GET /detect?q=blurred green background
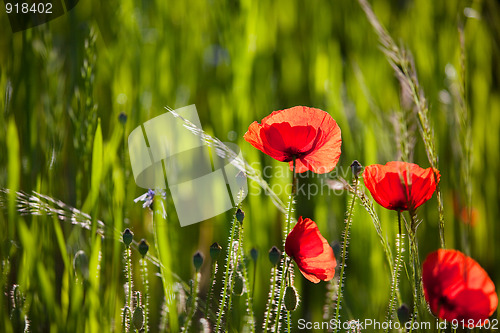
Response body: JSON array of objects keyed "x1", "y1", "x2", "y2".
[{"x1": 1, "y1": 0, "x2": 499, "y2": 331}]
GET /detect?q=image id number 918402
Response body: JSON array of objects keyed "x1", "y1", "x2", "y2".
[
  {"x1": 5, "y1": 1, "x2": 52, "y2": 14},
  {"x1": 3, "y1": 0, "x2": 67, "y2": 33}
]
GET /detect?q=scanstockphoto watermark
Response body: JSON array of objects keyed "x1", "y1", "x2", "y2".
[
  {"x1": 296, "y1": 318, "x2": 498, "y2": 331},
  {"x1": 247, "y1": 162, "x2": 356, "y2": 200}
]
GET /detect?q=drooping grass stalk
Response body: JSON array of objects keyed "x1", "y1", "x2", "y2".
[
  {"x1": 215, "y1": 208, "x2": 240, "y2": 332},
  {"x1": 386, "y1": 211, "x2": 404, "y2": 332},
  {"x1": 358, "y1": 0, "x2": 445, "y2": 248},
  {"x1": 169, "y1": 108, "x2": 288, "y2": 214},
  {"x1": 182, "y1": 272, "x2": 200, "y2": 333},
  {"x1": 334, "y1": 176, "x2": 358, "y2": 333},
  {"x1": 274, "y1": 157, "x2": 297, "y2": 332}
]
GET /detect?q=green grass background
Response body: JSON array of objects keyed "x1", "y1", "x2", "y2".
[{"x1": 1, "y1": 0, "x2": 499, "y2": 331}]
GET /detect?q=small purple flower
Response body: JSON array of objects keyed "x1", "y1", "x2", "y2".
[
  {"x1": 134, "y1": 189, "x2": 156, "y2": 209},
  {"x1": 134, "y1": 189, "x2": 167, "y2": 218}
]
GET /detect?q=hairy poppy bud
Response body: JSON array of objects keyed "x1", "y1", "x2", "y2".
[
  {"x1": 193, "y1": 251, "x2": 204, "y2": 271},
  {"x1": 268, "y1": 246, "x2": 281, "y2": 266},
  {"x1": 236, "y1": 208, "x2": 245, "y2": 224},
  {"x1": 209, "y1": 242, "x2": 222, "y2": 261},
  {"x1": 122, "y1": 228, "x2": 133, "y2": 247},
  {"x1": 284, "y1": 286, "x2": 298, "y2": 311},
  {"x1": 397, "y1": 304, "x2": 410, "y2": 324},
  {"x1": 133, "y1": 306, "x2": 144, "y2": 330},
  {"x1": 233, "y1": 274, "x2": 244, "y2": 296},
  {"x1": 350, "y1": 160, "x2": 363, "y2": 178},
  {"x1": 138, "y1": 239, "x2": 149, "y2": 257}
]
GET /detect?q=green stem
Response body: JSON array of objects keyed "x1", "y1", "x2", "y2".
[
  {"x1": 205, "y1": 261, "x2": 218, "y2": 321},
  {"x1": 386, "y1": 210, "x2": 404, "y2": 333},
  {"x1": 252, "y1": 256, "x2": 257, "y2": 301},
  {"x1": 334, "y1": 177, "x2": 358, "y2": 333},
  {"x1": 406, "y1": 211, "x2": 423, "y2": 332},
  {"x1": 237, "y1": 224, "x2": 255, "y2": 332},
  {"x1": 263, "y1": 266, "x2": 278, "y2": 332},
  {"x1": 215, "y1": 210, "x2": 239, "y2": 332},
  {"x1": 181, "y1": 272, "x2": 200, "y2": 333},
  {"x1": 141, "y1": 258, "x2": 149, "y2": 333},
  {"x1": 274, "y1": 157, "x2": 297, "y2": 332},
  {"x1": 125, "y1": 246, "x2": 133, "y2": 332}
]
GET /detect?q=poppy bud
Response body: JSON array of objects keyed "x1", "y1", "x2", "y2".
[
  {"x1": 284, "y1": 286, "x2": 298, "y2": 311},
  {"x1": 138, "y1": 239, "x2": 149, "y2": 257},
  {"x1": 73, "y1": 250, "x2": 89, "y2": 280},
  {"x1": 193, "y1": 251, "x2": 204, "y2": 271},
  {"x1": 250, "y1": 248, "x2": 258, "y2": 262},
  {"x1": 233, "y1": 274, "x2": 244, "y2": 296},
  {"x1": 397, "y1": 304, "x2": 410, "y2": 324},
  {"x1": 133, "y1": 306, "x2": 144, "y2": 330},
  {"x1": 236, "y1": 208, "x2": 245, "y2": 224},
  {"x1": 268, "y1": 246, "x2": 281, "y2": 266},
  {"x1": 118, "y1": 112, "x2": 128, "y2": 125},
  {"x1": 122, "y1": 228, "x2": 133, "y2": 247},
  {"x1": 350, "y1": 160, "x2": 363, "y2": 178},
  {"x1": 210, "y1": 242, "x2": 222, "y2": 261}
]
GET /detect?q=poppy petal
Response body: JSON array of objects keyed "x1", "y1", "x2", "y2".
[
  {"x1": 244, "y1": 106, "x2": 342, "y2": 174},
  {"x1": 422, "y1": 249, "x2": 498, "y2": 324},
  {"x1": 285, "y1": 217, "x2": 337, "y2": 283},
  {"x1": 363, "y1": 161, "x2": 439, "y2": 211}
]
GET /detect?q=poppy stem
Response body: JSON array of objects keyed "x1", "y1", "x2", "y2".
[
  {"x1": 123, "y1": 243, "x2": 133, "y2": 332},
  {"x1": 236, "y1": 221, "x2": 256, "y2": 331},
  {"x1": 205, "y1": 259, "x2": 218, "y2": 321},
  {"x1": 407, "y1": 211, "x2": 425, "y2": 328},
  {"x1": 334, "y1": 176, "x2": 359, "y2": 333},
  {"x1": 398, "y1": 210, "x2": 402, "y2": 236},
  {"x1": 263, "y1": 264, "x2": 279, "y2": 332},
  {"x1": 140, "y1": 258, "x2": 149, "y2": 333},
  {"x1": 274, "y1": 157, "x2": 297, "y2": 332},
  {"x1": 215, "y1": 207, "x2": 240, "y2": 332},
  {"x1": 386, "y1": 210, "x2": 404, "y2": 332}
]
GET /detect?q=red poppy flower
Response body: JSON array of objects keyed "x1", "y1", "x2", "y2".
[
  {"x1": 422, "y1": 249, "x2": 498, "y2": 324},
  {"x1": 244, "y1": 106, "x2": 342, "y2": 174},
  {"x1": 285, "y1": 217, "x2": 336, "y2": 283},
  {"x1": 363, "y1": 161, "x2": 440, "y2": 211}
]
